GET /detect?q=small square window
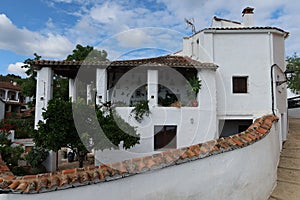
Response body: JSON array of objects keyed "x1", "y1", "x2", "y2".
[
  {"x1": 154, "y1": 125, "x2": 177, "y2": 150},
  {"x1": 232, "y1": 76, "x2": 248, "y2": 93}
]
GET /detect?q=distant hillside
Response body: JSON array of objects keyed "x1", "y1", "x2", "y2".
[{"x1": 0, "y1": 74, "x2": 24, "y2": 85}]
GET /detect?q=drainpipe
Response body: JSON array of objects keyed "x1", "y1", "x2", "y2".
[{"x1": 271, "y1": 64, "x2": 276, "y2": 116}]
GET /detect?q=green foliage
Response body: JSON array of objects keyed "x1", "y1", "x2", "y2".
[
  {"x1": 34, "y1": 99, "x2": 140, "y2": 158},
  {"x1": 187, "y1": 76, "x2": 202, "y2": 100},
  {"x1": 0, "y1": 116, "x2": 35, "y2": 139},
  {"x1": 53, "y1": 75, "x2": 69, "y2": 101},
  {"x1": 73, "y1": 100, "x2": 140, "y2": 151},
  {"x1": 97, "y1": 107, "x2": 140, "y2": 150},
  {"x1": 25, "y1": 147, "x2": 48, "y2": 168},
  {"x1": 130, "y1": 100, "x2": 150, "y2": 123},
  {"x1": 21, "y1": 53, "x2": 40, "y2": 98},
  {"x1": 21, "y1": 75, "x2": 36, "y2": 99},
  {"x1": 0, "y1": 74, "x2": 23, "y2": 85},
  {"x1": 11, "y1": 166, "x2": 27, "y2": 176},
  {"x1": 66, "y1": 44, "x2": 108, "y2": 61},
  {"x1": 35, "y1": 98, "x2": 82, "y2": 152},
  {"x1": 0, "y1": 131, "x2": 24, "y2": 169},
  {"x1": 287, "y1": 53, "x2": 300, "y2": 94},
  {"x1": 28, "y1": 165, "x2": 47, "y2": 175}
]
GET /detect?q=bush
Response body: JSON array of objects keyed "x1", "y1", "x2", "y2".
[
  {"x1": 0, "y1": 116, "x2": 35, "y2": 139},
  {"x1": 25, "y1": 147, "x2": 48, "y2": 168},
  {"x1": 28, "y1": 165, "x2": 47, "y2": 175},
  {"x1": 12, "y1": 166, "x2": 27, "y2": 176},
  {"x1": 0, "y1": 131, "x2": 24, "y2": 169}
]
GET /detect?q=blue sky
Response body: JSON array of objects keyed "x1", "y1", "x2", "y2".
[{"x1": 0, "y1": 0, "x2": 299, "y2": 77}]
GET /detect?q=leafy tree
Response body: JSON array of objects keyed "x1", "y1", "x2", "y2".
[
  {"x1": 21, "y1": 53, "x2": 41, "y2": 101},
  {"x1": 0, "y1": 131, "x2": 24, "y2": 169},
  {"x1": 53, "y1": 75, "x2": 69, "y2": 101},
  {"x1": 73, "y1": 100, "x2": 140, "y2": 151},
  {"x1": 25, "y1": 147, "x2": 48, "y2": 168},
  {"x1": 33, "y1": 98, "x2": 140, "y2": 168},
  {"x1": 287, "y1": 53, "x2": 300, "y2": 94},
  {"x1": 66, "y1": 44, "x2": 108, "y2": 61},
  {"x1": 0, "y1": 116, "x2": 35, "y2": 139}
]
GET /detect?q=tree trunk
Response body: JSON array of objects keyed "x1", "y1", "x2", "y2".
[{"x1": 78, "y1": 151, "x2": 85, "y2": 168}]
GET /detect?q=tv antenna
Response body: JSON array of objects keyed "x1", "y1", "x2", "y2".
[{"x1": 185, "y1": 18, "x2": 196, "y2": 34}]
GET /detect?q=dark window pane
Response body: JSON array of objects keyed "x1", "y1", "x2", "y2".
[
  {"x1": 154, "y1": 126, "x2": 177, "y2": 150},
  {"x1": 233, "y1": 77, "x2": 247, "y2": 93}
]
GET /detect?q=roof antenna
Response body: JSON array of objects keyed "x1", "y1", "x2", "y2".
[{"x1": 185, "y1": 18, "x2": 196, "y2": 34}]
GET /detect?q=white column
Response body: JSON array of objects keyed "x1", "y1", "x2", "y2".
[
  {"x1": 34, "y1": 67, "x2": 53, "y2": 129},
  {"x1": 96, "y1": 68, "x2": 107, "y2": 105},
  {"x1": 87, "y1": 84, "x2": 92, "y2": 104},
  {"x1": 69, "y1": 78, "x2": 77, "y2": 102},
  {"x1": 34, "y1": 67, "x2": 56, "y2": 172},
  {"x1": 4, "y1": 89, "x2": 8, "y2": 100},
  {"x1": 15, "y1": 91, "x2": 19, "y2": 101},
  {"x1": 147, "y1": 69, "x2": 158, "y2": 107}
]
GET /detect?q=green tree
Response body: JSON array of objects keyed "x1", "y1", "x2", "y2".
[
  {"x1": 66, "y1": 44, "x2": 108, "y2": 61},
  {"x1": 33, "y1": 98, "x2": 140, "y2": 168},
  {"x1": 0, "y1": 131, "x2": 24, "y2": 169},
  {"x1": 0, "y1": 116, "x2": 35, "y2": 139},
  {"x1": 21, "y1": 53, "x2": 41, "y2": 103},
  {"x1": 287, "y1": 53, "x2": 300, "y2": 94}
]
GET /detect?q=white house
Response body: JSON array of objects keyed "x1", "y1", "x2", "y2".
[
  {"x1": 30, "y1": 7, "x2": 288, "y2": 168},
  {"x1": 0, "y1": 7, "x2": 290, "y2": 199},
  {"x1": 177, "y1": 6, "x2": 289, "y2": 144},
  {"x1": 0, "y1": 81, "x2": 24, "y2": 119}
]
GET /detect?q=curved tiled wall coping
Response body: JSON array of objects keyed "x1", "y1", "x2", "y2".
[{"x1": 0, "y1": 114, "x2": 278, "y2": 194}]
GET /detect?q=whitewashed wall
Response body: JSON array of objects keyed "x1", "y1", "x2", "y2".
[
  {"x1": 4, "y1": 122, "x2": 280, "y2": 200},
  {"x1": 95, "y1": 68, "x2": 217, "y2": 164},
  {"x1": 288, "y1": 108, "x2": 300, "y2": 118}
]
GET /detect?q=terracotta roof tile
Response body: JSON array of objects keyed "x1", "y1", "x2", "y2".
[
  {"x1": 30, "y1": 55, "x2": 218, "y2": 78},
  {"x1": 0, "y1": 114, "x2": 279, "y2": 194},
  {"x1": 0, "y1": 82, "x2": 21, "y2": 91}
]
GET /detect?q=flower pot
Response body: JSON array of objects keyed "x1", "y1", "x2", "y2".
[{"x1": 192, "y1": 100, "x2": 198, "y2": 107}]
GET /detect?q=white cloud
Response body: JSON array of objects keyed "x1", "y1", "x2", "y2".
[
  {"x1": 0, "y1": 14, "x2": 74, "y2": 59},
  {"x1": 1, "y1": 0, "x2": 300, "y2": 69},
  {"x1": 7, "y1": 62, "x2": 27, "y2": 77},
  {"x1": 116, "y1": 29, "x2": 152, "y2": 48}
]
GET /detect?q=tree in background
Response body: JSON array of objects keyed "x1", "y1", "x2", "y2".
[
  {"x1": 0, "y1": 116, "x2": 35, "y2": 139},
  {"x1": 21, "y1": 53, "x2": 40, "y2": 102},
  {"x1": 286, "y1": 53, "x2": 300, "y2": 94},
  {"x1": 0, "y1": 131, "x2": 24, "y2": 170},
  {"x1": 66, "y1": 44, "x2": 108, "y2": 61},
  {"x1": 21, "y1": 45, "x2": 108, "y2": 103}
]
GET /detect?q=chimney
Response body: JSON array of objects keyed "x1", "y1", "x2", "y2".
[{"x1": 242, "y1": 7, "x2": 254, "y2": 26}]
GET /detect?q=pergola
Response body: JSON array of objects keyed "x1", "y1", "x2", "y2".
[{"x1": 30, "y1": 55, "x2": 217, "y2": 171}]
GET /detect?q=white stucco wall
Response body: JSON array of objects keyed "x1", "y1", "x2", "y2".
[
  {"x1": 34, "y1": 67, "x2": 53, "y2": 128},
  {"x1": 288, "y1": 108, "x2": 300, "y2": 118},
  {"x1": 95, "y1": 68, "x2": 217, "y2": 164},
  {"x1": 3, "y1": 122, "x2": 280, "y2": 200},
  {"x1": 213, "y1": 33, "x2": 273, "y2": 117},
  {"x1": 182, "y1": 30, "x2": 287, "y2": 121}
]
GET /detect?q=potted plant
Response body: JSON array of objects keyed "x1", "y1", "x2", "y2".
[{"x1": 187, "y1": 76, "x2": 202, "y2": 107}]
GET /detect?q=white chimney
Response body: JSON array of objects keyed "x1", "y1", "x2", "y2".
[{"x1": 242, "y1": 7, "x2": 254, "y2": 27}]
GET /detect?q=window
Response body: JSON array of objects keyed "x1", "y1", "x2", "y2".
[
  {"x1": 154, "y1": 126, "x2": 177, "y2": 150},
  {"x1": 219, "y1": 119, "x2": 253, "y2": 137},
  {"x1": 232, "y1": 76, "x2": 248, "y2": 93}
]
